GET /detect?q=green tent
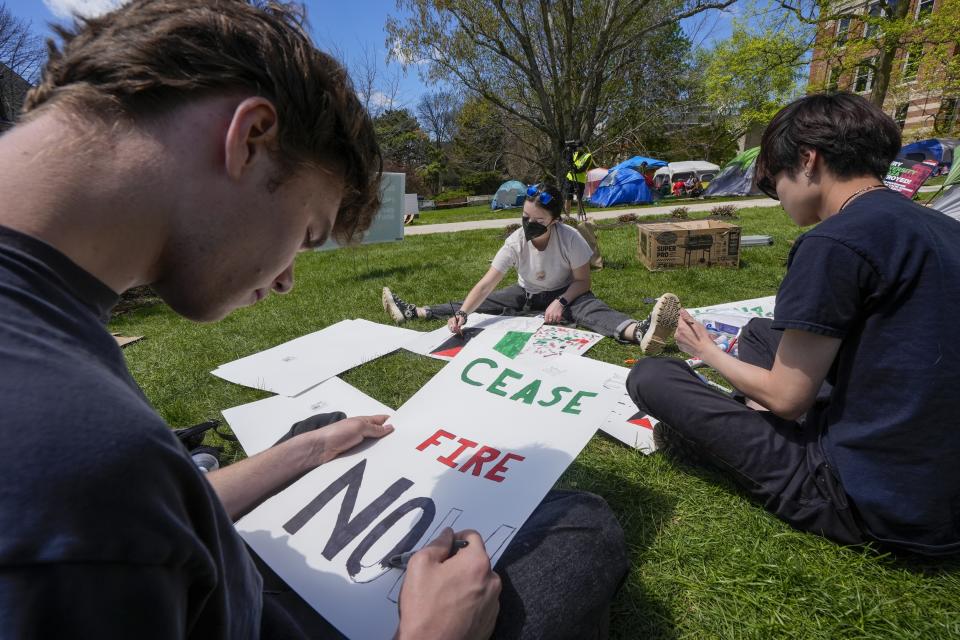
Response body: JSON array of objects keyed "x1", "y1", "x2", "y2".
[
  {"x1": 928, "y1": 162, "x2": 960, "y2": 221},
  {"x1": 703, "y1": 147, "x2": 762, "y2": 197}
]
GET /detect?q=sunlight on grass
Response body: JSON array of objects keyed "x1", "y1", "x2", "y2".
[{"x1": 111, "y1": 204, "x2": 960, "y2": 639}]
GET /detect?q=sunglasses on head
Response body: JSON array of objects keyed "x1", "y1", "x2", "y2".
[
  {"x1": 756, "y1": 173, "x2": 779, "y2": 200},
  {"x1": 526, "y1": 184, "x2": 554, "y2": 206}
]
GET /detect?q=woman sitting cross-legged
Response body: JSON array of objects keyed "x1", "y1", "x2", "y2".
[{"x1": 382, "y1": 182, "x2": 679, "y2": 355}]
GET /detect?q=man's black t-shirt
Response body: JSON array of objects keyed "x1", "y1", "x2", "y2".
[
  {"x1": 773, "y1": 189, "x2": 960, "y2": 554},
  {"x1": 0, "y1": 226, "x2": 262, "y2": 636}
]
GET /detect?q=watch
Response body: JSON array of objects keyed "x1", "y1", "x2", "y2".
[
  {"x1": 454, "y1": 310, "x2": 468, "y2": 319},
  {"x1": 558, "y1": 296, "x2": 569, "y2": 307}
]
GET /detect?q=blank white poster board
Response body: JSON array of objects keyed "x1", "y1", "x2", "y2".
[
  {"x1": 212, "y1": 319, "x2": 419, "y2": 396},
  {"x1": 222, "y1": 377, "x2": 393, "y2": 457},
  {"x1": 236, "y1": 338, "x2": 623, "y2": 639}
]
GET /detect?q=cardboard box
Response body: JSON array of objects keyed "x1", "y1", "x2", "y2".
[{"x1": 637, "y1": 220, "x2": 741, "y2": 271}]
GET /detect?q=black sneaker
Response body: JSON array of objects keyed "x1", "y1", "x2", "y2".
[
  {"x1": 636, "y1": 293, "x2": 680, "y2": 356},
  {"x1": 382, "y1": 287, "x2": 418, "y2": 323}
]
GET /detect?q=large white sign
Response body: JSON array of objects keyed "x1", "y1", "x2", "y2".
[{"x1": 236, "y1": 338, "x2": 623, "y2": 639}]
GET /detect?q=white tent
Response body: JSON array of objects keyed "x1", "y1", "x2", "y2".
[
  {"x1": 653, "y1": 161, "x2": 721, "y2": 189},
  {"x1": 584, "y1": 168, "x2": 609, "y2": 198}
]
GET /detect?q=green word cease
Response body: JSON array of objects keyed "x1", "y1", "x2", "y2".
[{"x1": 460, "y1": 357, "x2": 598, "y2": 415}]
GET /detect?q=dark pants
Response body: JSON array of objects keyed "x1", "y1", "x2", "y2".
[
  {"x1": 428, "y1": 284, "x2": 635, "y2": 341},
  {"x1": 626, "y1": 318, "x2": 865, "y2": 546},
  {"x1": 258, "y1": 489, "x2": 629, "y2": 639}
]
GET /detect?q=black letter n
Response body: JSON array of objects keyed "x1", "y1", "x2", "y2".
[{"x1": 282, "y1": 459, "x2": 414, "y2": 561}]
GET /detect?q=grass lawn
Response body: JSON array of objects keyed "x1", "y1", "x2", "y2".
[
  {"x1": 111, "y1": 205, "x2": 960, "y2": 639},
  {"x1": 412, "y1": 195, "x2": 769, "y2": 226}
]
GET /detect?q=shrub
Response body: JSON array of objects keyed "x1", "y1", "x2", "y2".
[
  {"x1": 670, "y1": 207, "x2": 689, "y2": 219},
  {"x1": 434, "y1": 189, "x2": 471, "y2": 203},
  {"x1": 617, "y1": 213, "x2": 639, "y2": 224},
  {"x1": 503, "y1": 223, "x2": 521, "y2": 238},
  {"x1": 711, "y1": 204, "x2": 739, "y2": 218}
]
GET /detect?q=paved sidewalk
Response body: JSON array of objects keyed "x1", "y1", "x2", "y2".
[{"x1": 405, "y1": 198, "x2": 781, "y2": 235}]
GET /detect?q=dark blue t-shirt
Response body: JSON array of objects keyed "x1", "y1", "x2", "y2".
[
  {"x1": 0, "y1": 226, "x2": 262, "y2": 637},
  {"x1": 773, "y1": 189, "x2": 960, "y2": 554}
]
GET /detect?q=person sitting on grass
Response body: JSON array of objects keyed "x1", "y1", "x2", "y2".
[
  {"x1": 628, "y1": 92, "x2": 960, "y2": 556},
  {"x1": 0, "y1": 1, "x2": 628, "y2": 638},
  {"x1": 382, "y1": 182, "x2": 681, "y2": 355}
]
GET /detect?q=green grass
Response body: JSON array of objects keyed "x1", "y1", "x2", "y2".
[
  {"x1": 411, "y1": 195, "x2": 769, "y2": 226},
  {"x1": 111, "y1": 205, "x2": 960, "y2": 639}
]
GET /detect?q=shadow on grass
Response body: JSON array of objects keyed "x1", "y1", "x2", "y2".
[
  {"x1": 652, "y1": 425, "x2": 960, "y2": 579},
  {"x1": 354, "y1": 264, "x2": 439, "y2": 281},
  {"x1": 561, "y1": 455, "x2": 679, "y2": 640}
]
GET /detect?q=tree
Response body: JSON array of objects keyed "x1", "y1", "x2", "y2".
[
  {"x1": 416, "y1": 91, "x2": 462, "y2": 191},
  {"x1": 779, "y1": 0, "x2": 960, "y2": 108},
  {"x1": 0, "y1": 3, "x2": 44, "y2": 121},
  {"x1": 699, "y1": 20, "x2": 809, "y2": 140},
  {"x1": 387, "y1": 0, "x2": 737, "y2": 190},
  {"x1": 373, "y1": 107, "x2": 430, "y2": 193}
]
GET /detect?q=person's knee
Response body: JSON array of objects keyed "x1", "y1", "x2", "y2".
[
  {"x1": 626, "y1": 358, "x2": 686, "y2": 408},
  {"x1": 552, "y1": 491, "x2": 628, "y2": 579}
]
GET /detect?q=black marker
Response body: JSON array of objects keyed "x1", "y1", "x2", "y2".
[{"x1": 387, "y1": 538, "x2": 469, "y2": 570}]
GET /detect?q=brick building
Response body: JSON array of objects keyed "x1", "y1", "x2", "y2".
[{"x1": 807, "y1": 0, "x2": 959, "y2": 140}]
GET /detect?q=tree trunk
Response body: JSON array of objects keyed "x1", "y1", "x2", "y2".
[{"x1": 870, "y1": 42, "x2": 897, "y2": 108}]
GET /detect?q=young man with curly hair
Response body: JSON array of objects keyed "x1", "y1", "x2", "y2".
[{"x1": 0, "y1": 1, "x2": 626, "y2": 637}]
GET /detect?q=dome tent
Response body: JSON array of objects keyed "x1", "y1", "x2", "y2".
[
  {"x1": 589, "y1": 167, "x2": 656, "y2": 207},
  {"x1": 491, "y1": 180, "x2": 527, "y2": 210},
  {"x1": 704, "y1": 147, "x2": 762, "y2": 197},
  {"x1": 928, "y1": 161, "x2": 960, "y2": 221},
  {"x1": 899, "y1": 138, "x2": 960, "y2": 165},
  {"x1": 584, "y1": 167, "x2": 609, "y2": 198}
]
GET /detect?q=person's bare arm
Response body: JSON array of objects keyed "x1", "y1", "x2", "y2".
[
  {"x1": 544, "y1": 263, "x2": 591, "y2": 324},
  {"x1": 448, "y1": 266, "x2": 506, "y2": 333},
  {"x1": 674, "y1": 310, "x2": 840, "y2": 420},
  {"x1": 204, "y1": 415, "x2": 393, "y2": 520}
]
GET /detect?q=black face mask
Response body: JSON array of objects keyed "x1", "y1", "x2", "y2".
[{"x1": 522, "y1": 216, "x2": 549, "y2": 241}]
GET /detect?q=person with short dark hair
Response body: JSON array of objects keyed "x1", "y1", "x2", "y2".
[
  {"x1": 628, "y1": 92, "x2": 960, "y2": 556},
  {"x1": 0, "y1": 1, "x2": 627, "y2": 637},
  {"x1": 383, "y1": 182, "x2": 681, "y2": 355}
]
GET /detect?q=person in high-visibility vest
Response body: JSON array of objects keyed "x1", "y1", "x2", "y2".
[{"x1": 565, "y1": 149, "x2": 594, "y2": 215}]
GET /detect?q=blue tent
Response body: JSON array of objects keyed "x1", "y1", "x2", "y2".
[
  {"x1": 491, "y1": 180, "x2": 527, "y2": 210},
  {"x1": 589, "y1": 167, "x2": 655, "y2": 207},
  {"x1": 608, "y1": 155, "x2": 668, "y2": 173},
  {"x1": 898, "y1": 138, "x2": 959, "y2": 166}
]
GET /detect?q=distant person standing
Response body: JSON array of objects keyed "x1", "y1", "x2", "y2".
[{"x1": 564, "y1": 146, "x2": 594, "y2": 215}]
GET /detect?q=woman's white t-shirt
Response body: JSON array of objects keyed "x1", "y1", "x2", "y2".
[{"x1": 491, "y1": 223, "x2": 593, "y2": 293}]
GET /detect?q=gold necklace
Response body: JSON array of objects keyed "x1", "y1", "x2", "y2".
[{"x1": 839, "y1": 184, "x2": 885, "y2": 211}]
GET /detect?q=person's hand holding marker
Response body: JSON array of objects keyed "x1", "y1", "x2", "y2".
[
  {"x1": 674, "y1": 309, "x2": 721, "y2": 362},
  {"x1": 448, "y1": 309, "x2": 468, "y2": 336},
  {"x1": 396, "y1": 527, "x2": 501, "y2": 640}
]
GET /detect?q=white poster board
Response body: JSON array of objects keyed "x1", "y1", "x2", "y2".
[
  {"x1": 403, "y1": 314, "x2": 543, "y2": 361},
  {"x1": 212, "y1": 319, "x2": 419, "y2": 396},
  {"x1": 222, "y1": 377, "x2": 393, "y2": 457},
  {"x1": 517, "y1": 325, "x2": 603, "y2": 359},
  {"x1": 236, "y1": 338, "x2": 623, "y2": 639},
  {"x1": 686, "y1": 295, "x2": 775, "y2": 320}
]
